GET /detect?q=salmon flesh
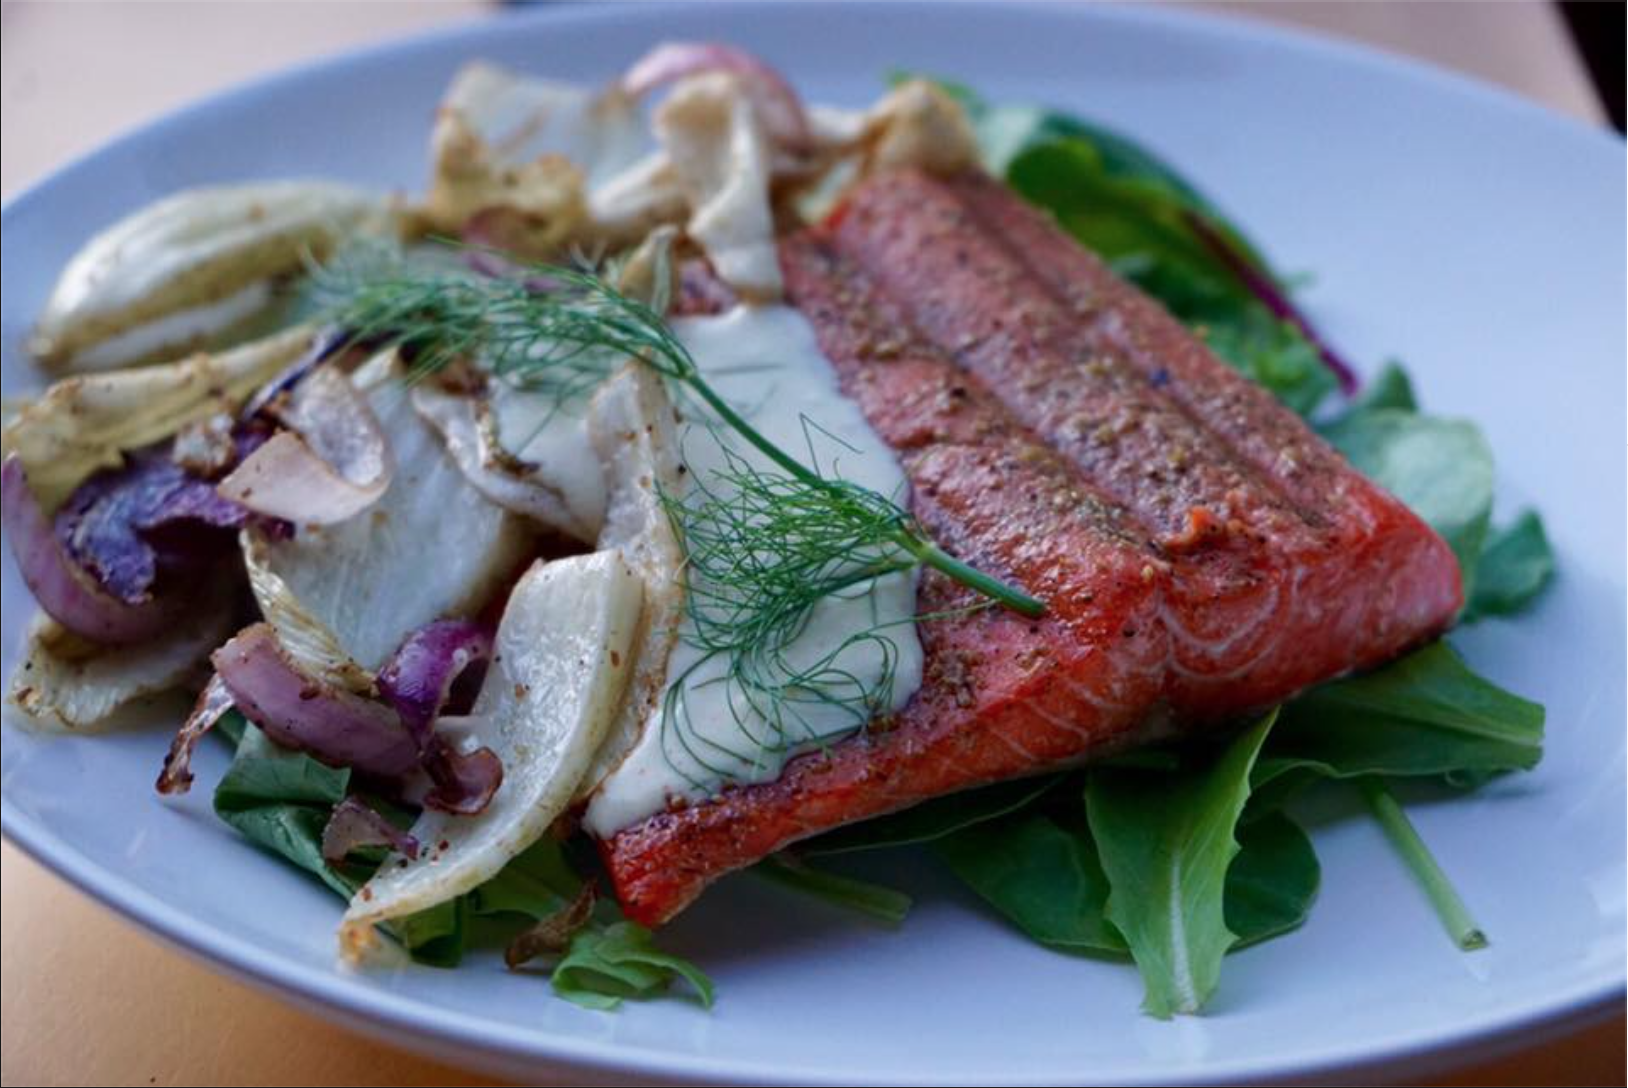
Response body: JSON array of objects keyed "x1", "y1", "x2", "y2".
[{"x1": 598, "y1": 168, "x2": 1462, "y2": 925}]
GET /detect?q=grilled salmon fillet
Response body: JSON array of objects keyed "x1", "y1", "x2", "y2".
[{"x1": 599, "y1": 168, "x2": 1462, "y2": 925}]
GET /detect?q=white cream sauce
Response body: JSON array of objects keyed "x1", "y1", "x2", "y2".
[
  {"x1": 490, "y1": 385, "x2": 608, "y2": 536},
  {"x1": 584, "y1": 304, "x2": 924, "y2": 837}
]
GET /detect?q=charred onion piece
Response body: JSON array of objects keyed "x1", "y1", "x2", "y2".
[
  {"x1": 321, "y1": 796, "x2": 420, "y2": 863},
  {"x1": 1, "y1": 455, "x2": 180, "y2": 644},
  {"x1": 212, "y1": 623, "x2": 420, "y2": 777}
]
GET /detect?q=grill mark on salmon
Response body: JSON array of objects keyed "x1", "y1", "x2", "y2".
[
  {"x1": 821, "y1": 169, "x2": 1461, "y2": 710},
  {"x1": 598, "y1": 169, "x2": 1461, "y2": 925},
  {"x1": 946, "y1": 170, "x2": 1372, "y2": 521}
]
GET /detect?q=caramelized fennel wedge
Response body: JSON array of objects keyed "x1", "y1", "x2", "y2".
[{"x1": 339, "y1": 549, "x2": 643, "y2": 960}]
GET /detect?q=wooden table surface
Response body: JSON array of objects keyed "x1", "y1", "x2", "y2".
[{"x1": 1, "y1": 2, "x2": 1621, "y2": 1084}]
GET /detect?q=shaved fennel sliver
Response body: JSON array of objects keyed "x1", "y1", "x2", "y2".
[{"x1": 340, "y1": 549, "x2": 642, "y2": 959}]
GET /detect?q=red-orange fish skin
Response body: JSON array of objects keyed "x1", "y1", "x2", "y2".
[{"x1": 600, "y1": 169, "x2": 1461, "y2": 925}]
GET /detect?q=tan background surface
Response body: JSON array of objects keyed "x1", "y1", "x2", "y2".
[{"x1": 1, "y1": 2, "x2": 1622, "y2": 1085}]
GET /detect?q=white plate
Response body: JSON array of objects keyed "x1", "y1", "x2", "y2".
[{"x1": 3, "y1": 3, "x2": 1623, "y2": 1084}]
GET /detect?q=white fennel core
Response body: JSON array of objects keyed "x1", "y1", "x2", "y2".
[
  {"x1": 584, "y1": 304, "x2": 925, "y2": 837},
  {"x1": 69, "y1": 280, "x2": 274, "y2": 372}
]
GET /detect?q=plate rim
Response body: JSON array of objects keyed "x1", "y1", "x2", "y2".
[{"x1": 2, "y1": 2, "x2": 1623, "y2": 1083}]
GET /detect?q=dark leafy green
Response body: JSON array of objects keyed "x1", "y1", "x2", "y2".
[
  {"x1": 212, "y1": 715, "x2": 359, "y2": 899},
  {"x1": 932, "y1": 722, "x2": 1319, "y2": 973},
  {"x1": 1224, "y1": 812, "x2": 1320, "y2": 948},
  {"x1": 753, "y1": 854, "x2": 913, "y2": 925},
  {"x1": 933, "y1": 810, "x2": 1124, "y2": 953},
  {"x1": 468, "y1": 838, "x2": 582, "y2": 920},
  {"x1": 1347, "y1": 361, "x2": 1418, "y2": 413},
  {"x1": 1321, "y1": 368, "x2": 1554, "y2": 620},
  {"x1": 1086, "y1": 715, "x2": 1275, "y2": 1017},
  {"x1": 551, "y1": 922, "x2": 715, "y2": 1011},
  {"x1": 1464, "y1": 511, "x2": 1555, "y2": 621},
  {"x1": 801, "y1": 775, "x2": 1059, "y2": 856},
  {"x1": 1258, "y1": 641, "x2": 1544, "y2": 797},
  {"x1": 1321, "y1": 408, "x2": 1494, "y2": 588},
  {"x1": 209, "y1": 720, "x2": 708, "y2": 1002}
]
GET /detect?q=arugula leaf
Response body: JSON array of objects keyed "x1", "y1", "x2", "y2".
[
  {"x1": 1322, "y1": 365, "x2": 1552, "y2": 620},
  {"x1": 468, "y1": 838, "x2": 583, "y2": 920},
  {"x1": 1348, "y1": 361, "x2": 1418, "y2": 413},
  {"x1": 1320, "y1": 408, "x2": 1494, "y2": 589},
  {"x1": 754, "y1": 854, "x2": 913, "y2": 924},
  {"x1": 921, "y1": 77, "x2": 1223, "y2": 219},
  {"x1": 213, "y1": 714, "x2": 349, "y2": 810},
  {"x1": 1224, "y1": 812, "x2": 1320, "y2": 948},
  {"x1": 210, "y1": 719, "x2": 470, "y2": 965},
  {"x1": 801, "y1": 775, "x2": 1059, "y2": 856},
  {"x1": 396, "y1": 897, "x2": 469, "y2": 968},
  {"x1": 1464, "y1": 511, "x2": 1555, "y2": 622},
  {"x1": 551, "y1": 921, "x2": 715, "y2": 1010},
  {"x1": 1086, "y1": 714, "x2": 1276, "y2": 1017},
  {"x1": 207, "y1": 724, "x2": 711, "y2": 1006},
  {"x1": 212, "y1": 717, "x2": 360, "y2": 898},
  {"x1": 934, "y1": 725, "x2": 1318, "y2": 975},
  {"x1": 932, "y1": 809, "x2": 1124, "y2": 953},
  {"x1": 1257, "y1": 641, "x2": 1544, "y2": 798},
  {"x1": 215, "y1": 801, "x2": 359, "y2": 898},
  {"x1": 469, "y1": 840, "x2": 715, "y2": 1008}
]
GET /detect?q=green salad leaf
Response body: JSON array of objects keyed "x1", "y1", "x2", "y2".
[
  {"x1": 1257, "y1": 641, "x2": 1544, "y2": 794},
  {"x1": 932, "y1": 726, "x2": 1319, "y2": 974},
  {"x1": 208, "y1": 718, "x2": 708, "y2": 1002},
  {"x1": 932, "y1": 809, "x2": 1124, "y2": 953},
  {"x1": 1319, "y1": 367, "x2": 1555, "y2": 618},
  {"x1": 1223, "y1": 812, "x2": 1321, "y2": 948},
  {"x1": 1348, "y1": 361, "x2": 1418, "y2": 413},
  {"x1": 551, "y1": 922, "x2": 715, "y2": 1010},
  {"x1": 1321, "y1": 408, "x2": 1495, "y2": 588},
  {"x1": 1086, "y1": 714, "x2": 1275, "y2": 1017},
  {"x1": 1465, "y1": 511, "x2": 1555, "y2": 621},
  {"x1": 212, "y1": 715, "x2": 359, "y2": 900},
  {"x1": 754, "y1": 854, "x2": 913, "y2": 924},
  {"x1": 802, "y1": 775, "x2": 1059, "y2": 856},
  {"x1": 468, "y1": 838, "x2": 583, "y2": 920}
]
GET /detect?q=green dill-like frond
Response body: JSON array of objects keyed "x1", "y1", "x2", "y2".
[
  {"x1": 308, "y1": 238, "x2": 695, "y2": 402},
  {"x1": 658, "y1": 437, "x2": 920, "y2": 782}
]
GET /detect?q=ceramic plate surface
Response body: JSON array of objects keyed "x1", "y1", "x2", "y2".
[{"x1": 3, "y1": 3, "x2": 1623, "y2": 1084}]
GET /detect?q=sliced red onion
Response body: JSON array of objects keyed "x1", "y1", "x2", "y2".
[
  {"x1": 212, "y1": 623, "x2": 420, "y2": 778},
  {"x1": 55, "y1": 450, "x2": 246, "y2": 605},
  {"x1": 376, "y1": 619, "x2": 493, "y2": 742},
  {"x1": 321, "y1": 796, "x2": 420, "y2": 863},
  {"x1": 1182, "y1": 209, "x2": 1360, "y2": 395},
  {"x1": 422, "y1": 735, "x2": 504, "y2": 816},
  {"x1": 156, "y1": 673, "x2": 236, "y2": 795},
  {"x1": 2, "y1": 455, "x2": 180, "y2": 644},
  {"x1": 622, "y1": 41, "x2": 811, "y2": 150}
]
